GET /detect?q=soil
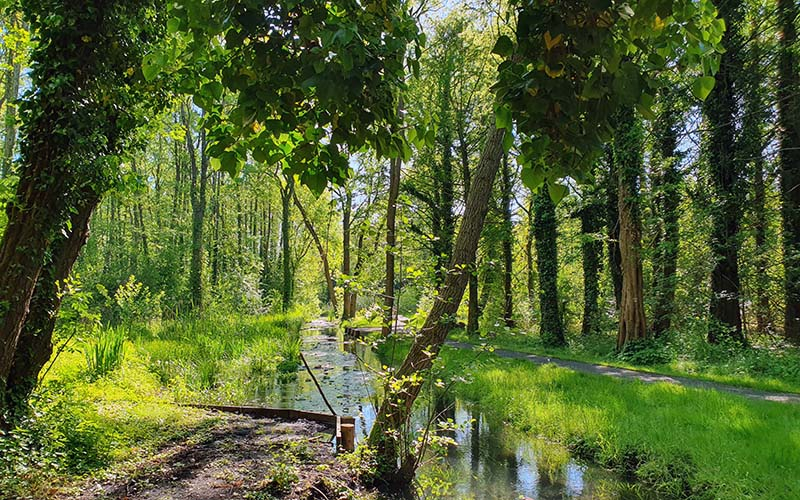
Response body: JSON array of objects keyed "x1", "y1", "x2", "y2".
[{"x1": 63, "y1": 412, "x2": 379, "y2": 500}]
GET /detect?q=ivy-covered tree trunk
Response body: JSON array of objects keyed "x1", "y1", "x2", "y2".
[
  {"x1": 184, "y1": 103, "x2": 208, "y2": 311},
  {"x1": 614, "y1": 107, "x2": 647, "y2": 349},
  {"x1": 579, "y1": 187, "x2": 604, "y2": 336},
  {"x1": 3, "y1": 197, "x2": 97, "y2": 419},
  {"x1": 280, "y1": 176, "x2": 295, "y2": 312},
  {"x1": 500, "y1": 153, "x2": 514, "y2": 327},
  {"x1": 604, "y1": 145, "x2": 623, "y2": 309},
  {"x1": 705, "y1": 0, "x2": 745, "y2": 344},
  {"x1": 778, "y1": 0, "x2": 800, "y2": 341},
  {"x1": 650, "y1": 92, "x2": 681, "y2": 337},
  {"x1": 367, "y1": 126, "x2": 505, "y2": 486},
  {"x1": 533, "y1": 188, "x2": 564, "y2": 346}
]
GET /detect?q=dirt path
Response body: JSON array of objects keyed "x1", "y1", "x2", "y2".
[
  {"x1": 445, "y1": 341, "x2": 800, "y2": 404},
  {"x1": 65, "y1": 413, "x2": 377, "y2": 500}
]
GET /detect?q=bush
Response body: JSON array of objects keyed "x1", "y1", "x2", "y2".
[{"x1": 616, "y1": 337, "x2": 673, "y2": 365}]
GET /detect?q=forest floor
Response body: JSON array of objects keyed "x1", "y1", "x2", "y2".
[
  {"x1": 445, "y1": 340, "x2": 800, "y2": 403},
  {"x1": 60, "y1": 412, "x2": 376, "y2": 500}
]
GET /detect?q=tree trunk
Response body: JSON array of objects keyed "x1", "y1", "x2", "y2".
[
  {"x1": 604, "y1": 145, "x2": 623, "y2": 309},
  {"x1": 367, "y1": 126, "x2": 505, "y2": 486},
  {"x1": 183, "y1": 103, "x2": 207, "y2": 311},
  {"x1": 705, "y1": 0, "x2": 745, "y2": 344},
  {"x1": 779, "y1": 0, "x2": 800, "y2": 341},
  {"x1": 461, "y1": 131, "x2": 480, "y2": 336},
  {"x1": 650, "y1": 92, "x2": 681, "y2": 337},
  {"x1": 281, "y1": 176, "x2": 295, "y2": 312},
  {"x1": 501, "y1": 153, "x2": 514, "y2": 327},
  {"x1": 3, "y1": 197, "x2": 98, "y2": 420},
  {"x1": 614, "y1": 107, "x2": 647, "y2": 349},
  {"x1": 293, "y1": 191, "x2": 338, "y2": 312},
  {"x1": 580, "y1": 189, "x2": 604, "y2": 336},
  {"x1": 1, "y1": 15, "x2": 22, "y2": 177},
  {"x1": 383, "y1": 154, "x2": 402, "y2": 335},
  {"x1": 342, "y1": 189, "x2": 354, "y2": 319},
  {"x1": 533, "y1": 188, "x2": 564, "y2": 346}
]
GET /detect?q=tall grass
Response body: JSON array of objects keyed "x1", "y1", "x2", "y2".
[
  {"x1": 84, "y1": 327, "x2": 125, "y2": 380},
  {"x1": 135, "y1": 311, "x2": 304, "y2": 402}
]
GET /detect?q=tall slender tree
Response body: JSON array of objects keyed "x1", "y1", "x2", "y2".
[
  {"x1": 778, "y1": 0, "x2": 800, "y2": 341},
  {"x1": 533, "y1": 186, "x2": 564, "y2": 346}
]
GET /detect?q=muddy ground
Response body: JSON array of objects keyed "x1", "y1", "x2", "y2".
[{"x1": 62, "y1": 413, "x2": 380, "y2": 500}]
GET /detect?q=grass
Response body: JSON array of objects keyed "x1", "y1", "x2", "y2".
[
  {"x1": 437, "y1": 345, "x2": 800, "y2": 499},
  {"x1": 449, "y1": 327, "x2": 800, "y2": 395},
  {"x1": 0, "y1": 311, "x2": 306, "y2": 499}
]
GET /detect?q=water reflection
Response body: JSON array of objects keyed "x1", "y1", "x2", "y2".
[{"x1": 250, "y1": 327, "x2": 644, "y2": 500}]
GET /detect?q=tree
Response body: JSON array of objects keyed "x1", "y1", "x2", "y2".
[
  {"x1": 704, "y1": 0, "x2": 746, "y2": 345},
  {"x1": 533, "y1": 186, "x2": 564, "y2": 345},
  {"x1": 614, "y1": 106, "x2": 647, "y2": 349},
  {"x1": 650, "y1": 90, "x2": 682, "y2": 337},
  {"x1": 0, "y1": 0, "x2": 168, "y2": 426},
  {"x1": 367, "y1": 124, "x2": 505, "y2": 486},
  {"x1": 280, "y1": 175, "x2": 295, "y2": 312},
  {"x1": 579, "y1": 183, "x2": 604, "y2": 336},
  {"x1": 500, "y1": 153, "x2": 515, "y2": 327},
  {"x1": 183, "y1": 103, "x2": 208, "y2": 310},
  {"x1": 778, "y1": 0, "x2": 800, "y2": 341}
]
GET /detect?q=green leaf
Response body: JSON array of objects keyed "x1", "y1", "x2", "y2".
[
  {"x1": 219, "y1": 151, "x2": 242, "y2": 176},
  {"x1": 167, "y1": 17, "x2": 181, "y2": 34},
  {"x1": 547, "y1": 182, "x2": 568, "y2": 204},
  {"x1": 520, "y1": 166, "x2": 545, "y2": 191},
  {"x1": 495, "y1": 104, "x2": 512, "y2": 130},
  {"x1": 691, "y1": 76, "x2": 716, "y2": 101},
  {"x1": 492, "y1": 35, "x2": 514, "y2": 58}
]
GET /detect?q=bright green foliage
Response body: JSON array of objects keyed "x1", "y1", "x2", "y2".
[
  {"x1": 83, "y1": 327, "x2": 125, "y2": 380},
  {"x1": 147, "y1": 0, "x2": 421, "y2": 188},
  {"x1": 495, "y1": 0, "x2": 724, "y2": 187}
]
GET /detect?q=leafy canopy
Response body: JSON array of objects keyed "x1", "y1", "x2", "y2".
[
  {"x1": 145, "y1": 0, "x2": 421, "y2": 193},
  {"x1": 492, "y1": 0, "x2": 724, "y2": 197}
]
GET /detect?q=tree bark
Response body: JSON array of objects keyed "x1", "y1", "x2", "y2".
[
  {"x1": 342, "y1": 189, "x2": 354, "y2": 319},
  {"x1": 367, "y1": 126, "x2": 505, "y2": 486},
  {"x1": 614, "y1": 107, "x2": 647, "y2": 349},
  {"x1": 293, "y1": 191, "x2": 338, "y2": 312},
  {"x1": 183, "y1": 103, "x2": 207, "y2": 311},
  {"x1": 533, "y1": 188, "x2": 564, "y2": 346},
  {"x1": 779, "y1": 0, "x2": 800, "y2": 341}
]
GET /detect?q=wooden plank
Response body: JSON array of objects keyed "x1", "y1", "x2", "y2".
[{"x1": 185, "y1": 403, "x2": 349, "y2": 426}]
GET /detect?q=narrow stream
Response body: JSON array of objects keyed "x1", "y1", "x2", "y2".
[{"x1": 253, "y1": 325, "x2": 644, "y2": 499}]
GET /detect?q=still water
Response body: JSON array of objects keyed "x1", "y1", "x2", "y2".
[{"x1": 252, "y1": 326, "x2": 643, "y2": 500}]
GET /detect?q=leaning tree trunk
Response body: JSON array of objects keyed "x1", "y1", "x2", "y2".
[
  {"x1": 705, "y1": 0, "x2": 746, "y2": 344},
  {"x1": 367, "y1": 126, "x2": 505, "y2": 487},
  {"x1": 614, "y1": 107, "x2": 647, "y2": 349},
  {"x1": 3, "y1": 197, "x2": 98, "y2": 420},
  {"x1": 460, "y1": 132, "x2": 480, "y2": 336},
  {"x1": 533, "y1": 188, "x2": 564, "y2": 346},
  {"x1": 293, "y1": 191, "x2": 338, "y2": 312},
  {"x1": 778, "y1": 0, "x2": 800, "y2": 342}
]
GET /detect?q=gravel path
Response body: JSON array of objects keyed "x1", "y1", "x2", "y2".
[{"x1": 445, "y1": 341, "x2": 800, "y2": 404}]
